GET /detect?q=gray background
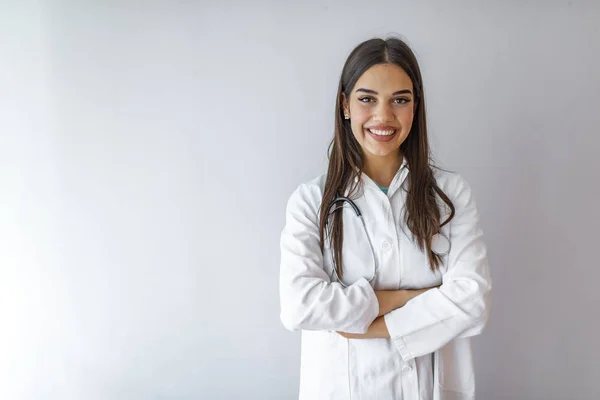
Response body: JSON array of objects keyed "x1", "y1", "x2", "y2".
[{"x1": 1, "y1": 1, "x2": 599, "y2": 399}]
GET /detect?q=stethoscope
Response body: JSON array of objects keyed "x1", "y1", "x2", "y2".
[{"x1": 324, "y1": 191, "x2": 451, "y2": 288}]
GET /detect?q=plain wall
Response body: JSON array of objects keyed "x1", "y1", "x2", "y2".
[{"x1": 1, "y1": 1, "x2": 599, "y2": 399}]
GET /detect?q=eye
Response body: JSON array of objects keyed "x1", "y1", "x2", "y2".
[
  {"x1": 358, "y1": 97, "x2": 374, "y2": 103},
  {"x1": 394, "y1": 97, "x2": 411, "y2": 104}
]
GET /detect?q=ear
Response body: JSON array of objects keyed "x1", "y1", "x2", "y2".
[{"x1": 341, "y1": 93, "x2": 349, "y2": 115}]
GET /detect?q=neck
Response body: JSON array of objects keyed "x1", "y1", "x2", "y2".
[{"x1": 362, "y1": 152, "x2": 404, "y2": 187}]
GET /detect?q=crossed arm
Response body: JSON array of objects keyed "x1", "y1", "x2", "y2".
[{"x1": 337, "y1": 287, "x2": 436, "y2": 339}]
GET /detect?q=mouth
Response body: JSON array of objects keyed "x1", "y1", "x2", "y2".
[{"x1": 366, "y1": 128, "x2": 398, "y2": 143}]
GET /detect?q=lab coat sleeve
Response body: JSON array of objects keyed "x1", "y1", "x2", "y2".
[
  {"x1": 383, "y1": 175, "x2": 492, "y2": 361},
  {"x1": 279, "y1": 184, "x2": 380, "y2": 333}
]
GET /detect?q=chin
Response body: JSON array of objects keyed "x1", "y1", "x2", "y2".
[{"x1": 366, "y1": 147, "x2": 398, "y2": 157}]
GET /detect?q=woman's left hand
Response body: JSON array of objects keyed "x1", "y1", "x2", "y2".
[{"x1": 337, "y1": 316, "x2": 390, "y2": 339}]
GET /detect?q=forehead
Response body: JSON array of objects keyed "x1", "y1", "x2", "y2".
[{"x1": 353, "y1": 63, "x2": 413, "y2": 93}]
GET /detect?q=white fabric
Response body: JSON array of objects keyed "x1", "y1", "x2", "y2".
[{"x1": 279, "y1": 160, "x2": 492, "y2": 399}]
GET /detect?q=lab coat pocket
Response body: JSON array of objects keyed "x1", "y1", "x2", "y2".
[
  {"x1": 299, "y1": 331, "x2": 350, "y2": 399},
  {"x1": 434, "y1": 339, "x2": 475, "y2": 395}
]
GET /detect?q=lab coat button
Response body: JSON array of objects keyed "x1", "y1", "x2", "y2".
[
  {"x1": 381, "y1": 241, "x2": 392, "y2": 250},
  {"x1": 401, "y1": 365, "x2": 412, "y2": 373}
]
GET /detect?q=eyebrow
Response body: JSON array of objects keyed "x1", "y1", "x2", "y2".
[{"x1": 355, "y1": 88, "x2": 413, "y2": 96}]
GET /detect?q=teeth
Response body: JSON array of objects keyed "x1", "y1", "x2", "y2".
[{"x1": 368, "y1": 129, "x2": 396, "y2": 136}]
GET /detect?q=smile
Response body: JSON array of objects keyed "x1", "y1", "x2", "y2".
[{"x1": 366, "y1": 128, "x2": 398, "y2": 142}]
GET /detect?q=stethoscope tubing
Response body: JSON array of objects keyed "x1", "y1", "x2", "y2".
[{"x1": 325, "y1": 192, "x2": 451, "y2": 287}]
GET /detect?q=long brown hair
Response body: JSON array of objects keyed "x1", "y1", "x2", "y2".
[{"x1": 318, "y1": 36, "x2": 455, "y2": 277}]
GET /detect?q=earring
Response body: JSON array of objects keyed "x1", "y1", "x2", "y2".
[{"x1": 344, "y1": 114, "x2": 350, "y2": 120}]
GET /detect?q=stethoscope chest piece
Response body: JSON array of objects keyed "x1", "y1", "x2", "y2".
[{"x1": 431, "y1": 232, "x2": 451, "y2": 256}]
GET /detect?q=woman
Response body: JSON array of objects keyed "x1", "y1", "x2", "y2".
[{"x1": 279, "y1": 36, "x2": 492, "y2": 400}]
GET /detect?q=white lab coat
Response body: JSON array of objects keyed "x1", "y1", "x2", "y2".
[{"x1": 279, "y1": 159, "x2": 492, "y2": 399}]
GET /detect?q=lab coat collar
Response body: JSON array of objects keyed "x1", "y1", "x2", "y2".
[{"x1": 356, "y1": 156, "x2": 409, "y2": 198}]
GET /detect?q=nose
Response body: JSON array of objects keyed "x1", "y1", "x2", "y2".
[{"x1": 374, "y1": 102, "x2": 394, "y2": 122}]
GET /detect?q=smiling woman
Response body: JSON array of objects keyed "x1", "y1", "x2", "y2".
[{"x1": 279, "y1": 36, "x2": 491, "y2": 400}]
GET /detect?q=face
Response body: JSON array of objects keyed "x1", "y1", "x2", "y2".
[{"x1": 342, "y1": 63, "x2": 415, "y2": 159}]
